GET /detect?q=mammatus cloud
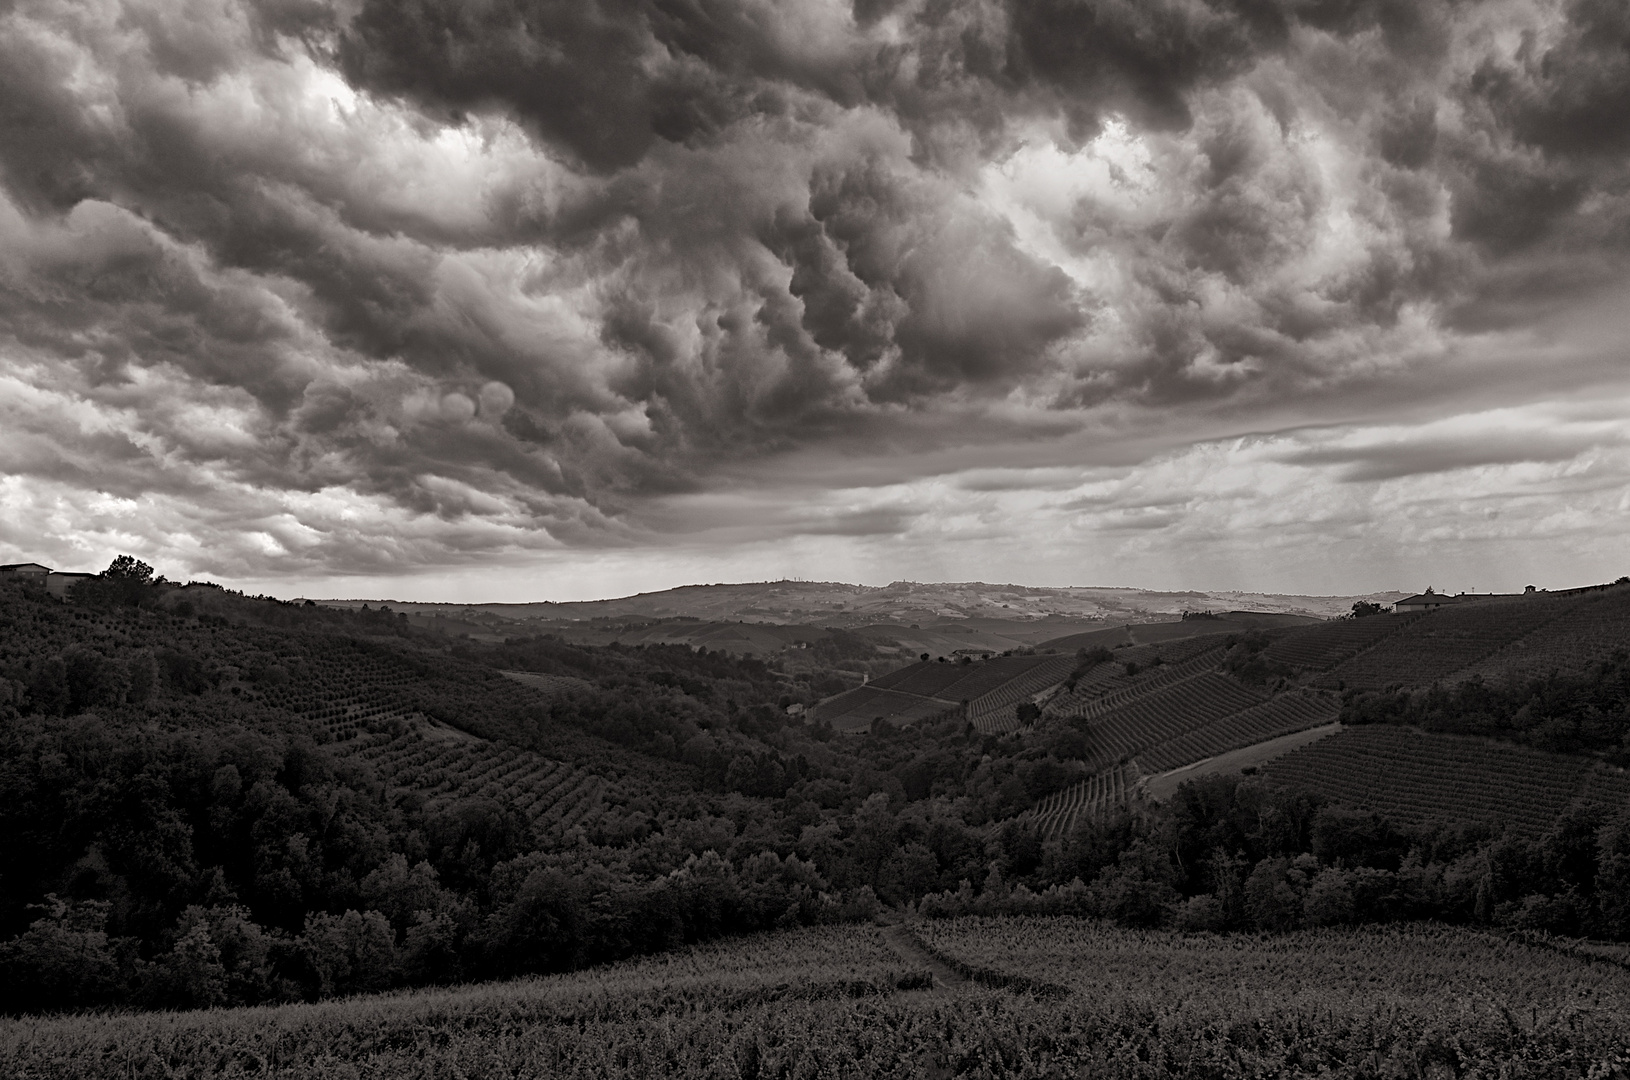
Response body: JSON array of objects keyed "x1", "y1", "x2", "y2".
[{"x1": 0, "y1": 0, "x2": 1627, "y2": 595}]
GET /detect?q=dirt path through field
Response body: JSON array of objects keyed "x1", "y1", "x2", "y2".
[
  {"x1": 878, "y1": 919, "x2": 967, "y2": 998},
  {"x1": 1141, "y1": 721, "x2": 1343, "y2": 801}
]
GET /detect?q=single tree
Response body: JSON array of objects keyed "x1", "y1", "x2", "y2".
[{"x1": 103, "y1": 555, "x2": 154, "y2": 583}]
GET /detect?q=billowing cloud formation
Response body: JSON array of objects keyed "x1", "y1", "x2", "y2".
[{"x1": 1, "y1": 0, "x2": 1628, "y2": 595}]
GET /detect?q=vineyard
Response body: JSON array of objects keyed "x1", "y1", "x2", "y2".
[
  {"x1": 817, "y1": 653, "x2": 1078, "y2": 732},
  {"x1": 1260, "y1": 724, "x2": 1597, "y2": 835},
  {"x1": 814, "y1": 686, "x2": 956, "y2": 732},
  {"x1": 966, "y1": 655, "x2": 1079, "y2": 733},
  {"x1": 10, "y1": 918, "x2": 1628, "y2": 1079},
  {"x1": 336, "y1": 725, "x2": 605, "y2": 832},
  {"x1": 865, "y1": 661, "x2": 977, "y2": 698},
  {"x1": 1459, "y1": 583, "x2": 1630, "y2": 682},
  {"x1": 1077, "y1": 671, "x2": 1267, "y2": 773},
  {"x1": 1030, "y1": 765, "x2": 1139, "y2": 839},
  {"x1": 1025, "y1": 692, "x2": 1342, "y2": 833},
  {"x1": 1042, "y1": 634, "x2": 1233, "y2": 719},
  {"x1": 912, "y1": 916, "x2": 1630, "y2": 1019},
  {"x1": 930, "y1": 654, "x2": 1072, "y2": 704},
  {"x1": 1134, "y1": 692, "x2": 1340, "y2": 773},
  {"x1": 1320, "y1": 594, "x2": 1572, "y2": 689},
  {"x1": 1259, "y1": 611, "x2": 1417, "y2": 670},
  {"x1": 1048, "y1": 647, "x2": 1226, "y2": 722}
]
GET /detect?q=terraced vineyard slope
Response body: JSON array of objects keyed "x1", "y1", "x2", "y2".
[
  {"x1": 1260, "y1": 612, "x2": 1418, "y2": 670},
  {"x1": 816, "y1": 653, "x2": 1076, "y2": 732},
  {"x1": 338, "y1": 722, "x2": 605, "y2": 831},
  {"x1": 1134, "y1": 691, "x2": 1340, "y2": 773},
  {"x1": 1078, "y1": 671, "x2": 1267, "y2": 772},
  {"x1": 1259, "y1": 724, "x2": 1608, "y2": 835},
  {"x1": 1458, "y1": 583, "x2": 1630, "y2": 682},
  {"x1": 1042, "y1": 633, "x2": 1234, "y2": 718},
  {"x1": 1320, "y1": 594, "x2": 1574, "y2": 689},
  {"x1": 1030, "y1": 765, "x2": 1139, "y2": 839},
  {"x1": 966, "y1": 654, "x2": 1078, "y2": 733},
  {"x1": 1049, "y1": 647, "x2": 1227, "y2": 722},
  {"x1": 813, "y1": 685, "x2": 957, "y2": 732}
]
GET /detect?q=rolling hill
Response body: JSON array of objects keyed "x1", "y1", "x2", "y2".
[
  {"x1": 1006, "y1": 582, "x2": 1630, "y2": 836},
  {"x1": 4, "y1": 565, "x2": 1630, "y2": 1018},
  {"x1": 315, "y1": 580, "x2": 1404, "y2": 627}
]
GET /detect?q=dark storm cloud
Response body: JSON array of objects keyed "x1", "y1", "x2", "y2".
[{"x1": 2, "y1": 0, "x2": 1630, "y2": 582}]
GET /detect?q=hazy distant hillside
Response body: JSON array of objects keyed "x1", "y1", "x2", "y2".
[{"x1": 316, "y1": 580, "x2": 1406, "y2": 628}]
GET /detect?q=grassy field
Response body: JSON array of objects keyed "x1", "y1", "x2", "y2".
[{"x1": 5, "y1": 917, "x2": 1628, "y2": 1079}]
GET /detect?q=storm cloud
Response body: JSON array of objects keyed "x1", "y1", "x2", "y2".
[{"x1": 1, "y1": 0, "x2": 1628, "y2": 595}]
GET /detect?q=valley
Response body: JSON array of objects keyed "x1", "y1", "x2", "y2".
[{"x1": 2, "y1": 563, "x2": 1629, "y2": 1045}]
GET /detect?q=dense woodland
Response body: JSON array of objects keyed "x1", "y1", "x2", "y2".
[
  {"x1": 2, "y1": 565, "x2": 1629, "y2": 1013},
  {"x1": 1341, "y1": 656, "x2": 1630, "y2": 760}
]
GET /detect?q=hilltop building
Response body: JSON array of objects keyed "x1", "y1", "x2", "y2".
[
  {"x1": 0, "y1": 561, "x2": 96, "y2": 598},
  {"x1": 1394, "y1": 593, "x2": 1456, "y2": 612}
]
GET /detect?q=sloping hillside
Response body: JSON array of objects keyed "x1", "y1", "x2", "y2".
[
  {"x1": 815, "y1": 653, "x2": 1079, "y2": 733},
  {"x1": 1246, "y1": 583, "x2": 1630, "y2": 691},
  {"x1": 1013, "y1": 583, "x2": 1630, "y2": 836},
  {"x1": 1259, "y1": 725, "x2": 1619, "y2": 837}
]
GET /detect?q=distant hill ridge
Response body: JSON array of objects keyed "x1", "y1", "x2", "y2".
[{"x1": 311, "y1": 579, "x2": 1407, "y2": 626}]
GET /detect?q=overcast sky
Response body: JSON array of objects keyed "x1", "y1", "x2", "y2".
[{"x1": 2, "y1": 0, "x2": 1628, "y2": 601}]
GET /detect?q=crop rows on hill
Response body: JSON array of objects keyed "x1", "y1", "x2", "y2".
[
  {"x1": 344, "y1": 730, "x2": 602, "y2": 830},
  {"x1": 1031, "y1": 765, "x2": 1138, "y2": 839},
  {"x1": 866, "y1": 654, "x2": 1062, "y2": 704},
  {"x1": 829, "y1": 655, "x2": 1079, "y2": 733},
  {"x1": 1260, "y1": 725, "x2": 1590, "y2": 835},
  {"x1": 1460, "y1": 585, "x2": 1630, "y2": 682},
  {"x1": 1135, "y1": 693, "x2": 1340, "y2": 774},
  {"x1": 1051, "y1": 648, "x2": 1226, "y2": 722},
  {"x1": 1140, "y1": 632, "x2": 1238, "y2": 665},
  {"x1": 814, "y1": 685, "x2": 954, "y2": 731},
  {"x1": 1034, "y1": 625, "x2": 1134, "y2": 653},
  {"x1": 1322, "y1": 598, "x2": 1570, "y2": 690},
  {"x1": 11, "y1": 917, "x2": 1629, "y2": 1079},
  {"x1": 1043, "y1": 636, "x2": 1232, "y2": 718},
  {"x1": 913, "y1": 917, "x2": 1630, "y2": 1022},
  {"x1": 1082, "y1": 672, "x2": 1266, "y2": 772},
  {"x1": 813, "y1": 684, "x2": 887, "y2": 721},
  {"x1": 867, "y1": 662, "x2": 973, "y2": 699},
  {"x1": 249, "y1": 648, "x2": 427, "y2": 740},
  {"x1": 967, "y1": 656, "x2": 1080, "y2": 733},
  {"x1": 1261, "y1": 614, "x2": 1417, "y2": 670},
  {"x1": 931, "y1": 655, "x2": 1065, "y2": 705}
]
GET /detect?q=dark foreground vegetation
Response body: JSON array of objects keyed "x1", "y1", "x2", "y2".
[
  {"x1": 3, "y1": 919, "x2": 1628, "y2": 1079},
  {"x1": 2, "y1": 564, "x2": 1630, "y2": 1016}
]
